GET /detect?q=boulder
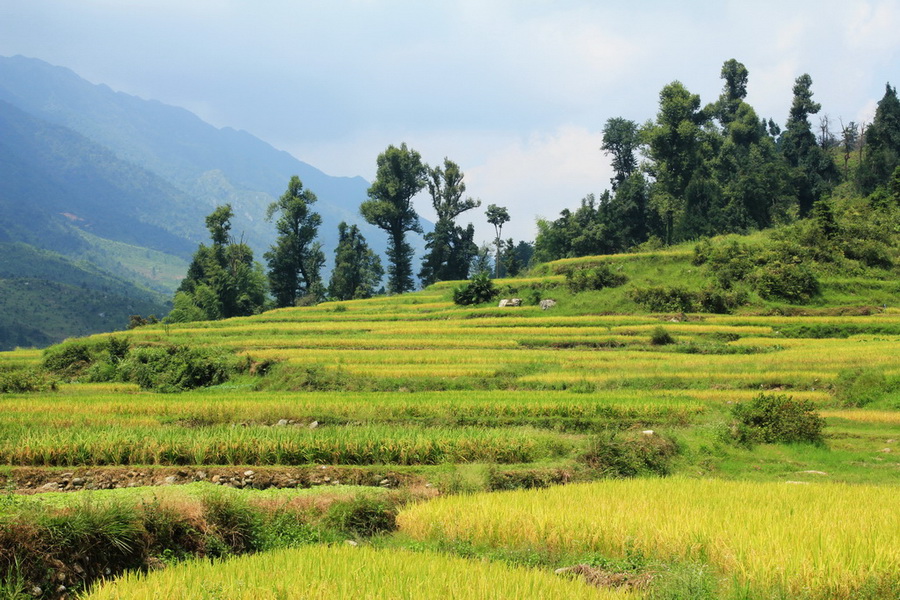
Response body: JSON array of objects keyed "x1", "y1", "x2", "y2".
[{"x1": 540, "y1": 299, "x2": 557, "y2": 310}]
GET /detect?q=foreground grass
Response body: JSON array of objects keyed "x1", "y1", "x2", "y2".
[
  {"x1": 397, "y1": 478, "x2": 900, "y2": 600},
  {"x1": 82, "y1": 545, "x2": 623, "y2": 600}
]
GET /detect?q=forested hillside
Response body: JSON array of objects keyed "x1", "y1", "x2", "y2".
[{"x1": 534, "y1": 61, "x2": 900, "y2": 262}]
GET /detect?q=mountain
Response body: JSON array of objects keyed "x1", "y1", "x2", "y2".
[
  {"x1": 0, "y1": 55, "x2": 421, "y2": 263},
  {"x1": 0, "y1": 242, "x2": 171, "y2": 350},
  {"x1": 0, "y1": 54, "x2": 431, "y2": 349}
]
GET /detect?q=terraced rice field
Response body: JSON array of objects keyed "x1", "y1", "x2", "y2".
[{"x1": 1, "y1": 253, "x2": 898, "y2": 599}]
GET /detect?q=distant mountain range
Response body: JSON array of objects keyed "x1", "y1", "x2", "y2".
[{"x1": 0, "y1": 54, "x2": 424, "y2": 350}]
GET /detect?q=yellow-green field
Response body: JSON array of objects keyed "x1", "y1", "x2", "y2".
[
  {"x1": 398, "y1": 478, "x2": 900, "y2": 599},
  {"x1": 1, "y1": 250, "x2": 898, "y2": 599}
]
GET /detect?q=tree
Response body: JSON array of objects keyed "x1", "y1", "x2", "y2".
[
  {"x1": 419, "y1": 158, "x2": 481, "y2": 285},
  {"x1": 858, "y1": 83, "x2": 900, "y2": 194},
  {"x1": 780, "y1": 73, "x2": 837, "y2": 215},
  {"x1": 328, "y1": 222, "x2": 384, "y2": 300},
  {"x1": 485, "y1": 204, "x2": 510, "y2": 278},
  {"x1": 601, "y1": 118, "x2": 640, "y2": 191},
  {"x1": 264, "y1": 176, "x2": 324, "y2": 307},
  {"x1": 642, "y1": 80, "x2": 715, "y2": 242},
  {"x1": 839, "y1": 119, "x2": 859, "y2": 179},
  {"x1": 173, "y1": 204, "x2": 267, "y2": 322},
  {"x1": 501, "y1": 238, "x2": 521, "y2": 277},
  {"x1": 360, "y1": 144, "x2": 427, "y2": 294}
]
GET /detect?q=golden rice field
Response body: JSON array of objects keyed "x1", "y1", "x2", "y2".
[
  {"x1": 398, "y1": 478, "x2": 900, "y2": 599},
  {"x1": 83, "y1": 545, "x2": 622, "y2": 600},
  {"x1": 2, "y1": 250, "x2": 899, "y2": 599}
]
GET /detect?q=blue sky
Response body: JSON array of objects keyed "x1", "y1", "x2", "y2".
[{"x1": 2, "y1": 0, "x2": 898, "y2": 242}]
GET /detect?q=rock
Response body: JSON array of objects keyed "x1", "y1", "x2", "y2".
[
  {"x1": 276, "y1": 419, "x2": 289, "y2": 426},
  {"x1": 499, "y1": 298, "x2": 522, "y2": 307},
  {"x1": 244, "y1": 470, "x2": 255, "y2": 477},
  {"x1": 540, "y1": 299, "x2": 557, "y2": 310},
  {"x1": 196, "y1": 471, "x2": 208, "y2": 480},
  {"x1": 642, "y1": 430, "x2": 654, "y2": 436},
  {"x1": 498, "y1": 299, "x2": 510, "y2": 307},
  {"x1": 71, "y1": 477, "x2": 85, "y2": 486},
  {"x1": 886, "y1": 439, "x2": 896, "y2": 444},
  {"x1": 40, "y1": 482, "x2": 59, "y2": 491},
  {"x1": 379, "y1": 478, "x2": 391, "y2": 487},
  {"x1": 878, "y1": 448, "x2": 892, "y2": 453},
  {"x1": 61, "y1": 472, "x2": 74, "y2": 479},
  {"x1": 308, "y1": 420, "x2": 320, "y2": 429},
  {"x1": 163, "y1": 476, "x2": 177, "y2": 485},
  {"x1": 30, "y1": 586, "x2": 42, "y2": 597}
]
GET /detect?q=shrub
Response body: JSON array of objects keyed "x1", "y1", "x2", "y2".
[
  {"x1": 41, "y1": 339, "x2": 102, "y2": 377},
  {"x1": 649, "y1": 326, "x2": 676, "y2": 346},
  {"x1": 580, "y1": 430, "x2": 679, "y2": 478},
  {"x1": 565, "y1": 264, "x2": 628, "y2": 293},
  {"x1": 696, "y1": 286, "x2": 747, "y2": 314},
  {"x1": 629, "y1": 286, "x2": 695, "y2": 312},
  {"x1": 0, "y1": 369, "x2": 57, "y2": 393},
  {"x1": 752, "y1": 261, "x2": 820, "y2": 303},
  {"x1": 729, "y1": 394, "x2": 825, "y2": 446},
  {"x1": 117, "y1": 345, "x2": 234, "y2": 391},
  {"x1": 325, "y1": 496, "x2": 397, "y2": 537},
  {"x1": 453, "y1": 273, "x2": 498, "y2": 306}
]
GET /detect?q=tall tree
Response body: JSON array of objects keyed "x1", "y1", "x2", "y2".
[
  {"x1": 328, "y1": 222, "x2": 384, "y2": 300},
  {"x1": 485, "y1": 204, "x2": 510, "y2": 278},
  {"x1": 601, "y1": 118, "x2": 640, "y2": 191},
  {"x1": 265, "y1": 176, "x2": 324, "y2": 307},
  {"x1": 360, "y1": 143, "x2": 427, "y2": 294},
  {"x1": 780, "y1": 73, "x2": 837, "y2": 215},
  {"x1": 419, "y1": 158, "x2": 481, "y2": 285},
  {"x1": 858, "y1": 83, "x2": 900, "y2": 194},
  {"x1": 711, "y1": 60, "x2": 792, "y2": 231},
  {"x1": 642, "y1": 81, "x2": 714, "y2": 242},
  {"x1": 172, "y1": 204, "x2": 267, "y2": 322}
]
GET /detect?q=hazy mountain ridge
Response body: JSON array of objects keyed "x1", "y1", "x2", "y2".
[
  {"x1": 0, "y1": 54, "x2": 433, "y2": 349},
  {"x1": 0, "y1": 55, "x2": 412, "y2": 263}
]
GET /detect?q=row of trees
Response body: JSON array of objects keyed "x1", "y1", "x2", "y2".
[
  {"x1": 535, "y1": 60, "x2": 900, "y2": 262},
  {"x1": 170, "y1": 147, "x2": 519, "y2": 321}
]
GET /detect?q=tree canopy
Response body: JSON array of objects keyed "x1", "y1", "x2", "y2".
[{"x1": 360, "y1": 143, "x2": 427, "y2": 294}]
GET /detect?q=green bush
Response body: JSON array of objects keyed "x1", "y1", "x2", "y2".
[
  {"x1": 649, "y1": 326, "x2": 676, "y2": 346},
  {"x1": 41, "y1": 339, "x2": 103, "y2": 377},
  {"x1": 695, "y1": 287, "x2": 747, "y2": 314},
  {"x1": 752, "y1": 261, "x2": 820, "y2": 303},
  {"x1": 324, "y1": 496, "x2": 397, "y2": 537},
  {"x1": 452, "y1": 273, "x2": 498, "y2": 306},
  {"x1": 0, "y1": 369, "x2": 57, "y2": 393},
  {"x1": 629, "y1": 286, "x2": 695, "y2": 312},
  {"x1": 117, "y1": 345, "x2": 234, "y2": 391},
  {"x1": 580, "y1": 430, "x2": 679, "y2": 478},
  {"x1": 729, "y1": 394, "x2": 825, "y2": 446},
  {"x1": 565, "y1": 264, "x2": 628, "y2": 293}
]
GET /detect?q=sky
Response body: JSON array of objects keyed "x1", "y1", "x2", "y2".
[{"x1": 1, "y1": 0, "x2": 898, "y2": 243}]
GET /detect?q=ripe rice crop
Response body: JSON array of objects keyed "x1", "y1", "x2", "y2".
[
  {"x1": 0, "y1": 423, "x2": 571, "y2": 466},
  {"x1": 820, "y1": 410, "x2": 900, "y2": 425},
  {"x1": 83, "y1": 545, "x2": 619, "y2": 600},
  {"x1": 397, "y1": 478, "x2": 900, "y2": 599}
]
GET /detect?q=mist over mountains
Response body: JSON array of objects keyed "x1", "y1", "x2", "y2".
[{"x1": 0, "y1": 55, "x2": 423, "y2": 349}]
